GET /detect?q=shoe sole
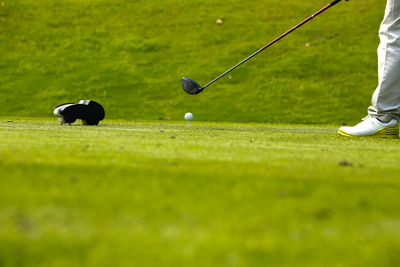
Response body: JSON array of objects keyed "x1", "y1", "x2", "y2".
[{"x1": 338, "y1": 126, "x2": 399, "y2": 139}]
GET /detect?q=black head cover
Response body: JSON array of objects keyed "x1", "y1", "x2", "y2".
[
  {"x1": 53, "y1": 100, "x2": 105, "y2": 125},
  {"x1": 182, "y1": 77, "x2": 203, "y2": 95}
]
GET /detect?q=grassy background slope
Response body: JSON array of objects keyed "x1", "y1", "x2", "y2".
[{"x1": 0, "y1": 0, "x2": 385, "y2": 124}]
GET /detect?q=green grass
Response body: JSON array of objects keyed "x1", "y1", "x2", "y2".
[
  {"x1": 1, "y1": 118, "x2": 399, "y2": 267},
  {"x1": 0, "y1": 0, "x2": 386, "y2": 124},
  {"x1": 1, "y1": 1, "x2": 398, "y2": 265}
]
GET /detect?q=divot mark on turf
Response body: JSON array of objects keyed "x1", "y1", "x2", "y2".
[
  {"x1": 339, "y1": 160, "x2": 353, "y2": 167},
  {"x1": 315, "y1": 208, "x2": 332, "y2": 220}
]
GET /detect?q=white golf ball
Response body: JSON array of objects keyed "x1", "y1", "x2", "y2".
[{"x1": 184, "y1": 112, "x2": 193, "y2": 121}]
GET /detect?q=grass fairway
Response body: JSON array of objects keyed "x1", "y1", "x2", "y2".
[{"x1": 0, "y1": 119, "x2": 399, "y2": 266}]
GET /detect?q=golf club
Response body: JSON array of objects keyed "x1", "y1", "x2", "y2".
[{"x1": 182, "y1": 0, "x2": 346, "y2": 95}]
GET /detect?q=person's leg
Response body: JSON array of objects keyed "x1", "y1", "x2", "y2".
[
  {"x1": 338, "y1": 0, "x2": 400, "y2": 138},
  {"x1": 368, "y1": 0, "x2": 400, "y2": 121}
]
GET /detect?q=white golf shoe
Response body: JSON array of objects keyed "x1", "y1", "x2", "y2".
[{"x1": 338, "y1": 116, "x2": 399, "y2": 138}]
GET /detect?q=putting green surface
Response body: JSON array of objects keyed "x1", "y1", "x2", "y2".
[{"x1": 0, "y1": 119, "x2": 399, "y2": 267}]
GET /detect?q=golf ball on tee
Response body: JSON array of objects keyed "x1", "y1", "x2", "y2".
[{"x1": 184, "y1": 112, "x2": 193, "y2": 121}]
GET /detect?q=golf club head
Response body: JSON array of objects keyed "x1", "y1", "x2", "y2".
[{"x1": 182, "y1": 77, "x2": 203, "y2": 95}]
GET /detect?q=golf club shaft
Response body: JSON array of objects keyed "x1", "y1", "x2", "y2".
[{"x1": 201, "y1": 0, "x2": 343, "y2": 90}]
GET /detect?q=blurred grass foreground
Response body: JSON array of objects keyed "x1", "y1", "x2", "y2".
[{"x1": 0, "y1": 119, "x2": 400, "y2": 266}]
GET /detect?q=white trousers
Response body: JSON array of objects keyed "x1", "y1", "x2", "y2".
[{"x1": 368, "y1": 0, "x2": 400, "y2": 121}]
